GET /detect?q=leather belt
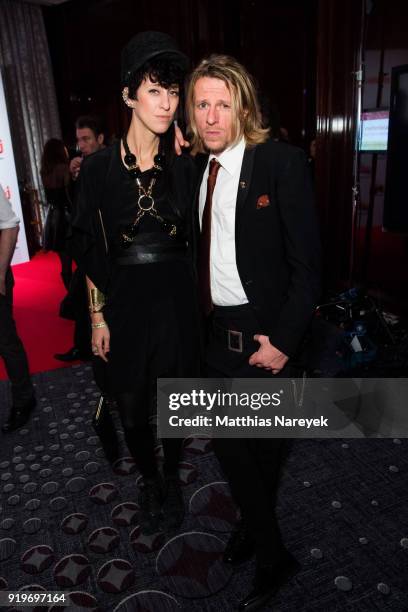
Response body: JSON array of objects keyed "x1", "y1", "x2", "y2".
[
  {"x1": 113, "y1": 243, "x2": 187, "y2": 265},
  {"x1": 211, "y1": 321, "x2": 255, "y2": 353}
]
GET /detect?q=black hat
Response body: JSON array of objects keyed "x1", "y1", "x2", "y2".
[{"x1": 121, "y1": 31, "x2": 189, "y2": 87}]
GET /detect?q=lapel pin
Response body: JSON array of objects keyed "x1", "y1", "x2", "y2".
[
  {"x1": 240, "y1": 181, "x2": 247, "y2": 189},
  {"x1": 256, "y1": 194, "x2": 270, "y2": 208}
]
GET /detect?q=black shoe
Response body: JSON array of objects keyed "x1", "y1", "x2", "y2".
[
  {"x1": 224, "y1": 523, "x2": 255, "y2": 565},
  {"x1": 237, "y1": 550, "x2": 300, "y2": 611},
  {"x1": 162, "y1": 476, "x2": 184, "y2": 530},
  {"x1": 138, "y1": 476, "x2": 163, "y2": 535},
  {"x1": 2, "y1": 396, "x2": 36, "y2": 433},
  {"x1": 54, "y1": 347, "x2": 91, "y2": 362}
]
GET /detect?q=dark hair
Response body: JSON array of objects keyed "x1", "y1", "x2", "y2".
[
  {"x1": 127, "y1": 56, "x2": 185, "y2": 99},
  {"x1": 40, "y1": 138, "x2": 68, "y2": 178},
  {"x1": 75, "y1": 115, "x2": 104, "y2": 138},
  {"x1": 128, "y1": 55, "x2": 186, "y2": 166}
]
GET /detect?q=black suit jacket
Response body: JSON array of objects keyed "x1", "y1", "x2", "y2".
[{"x1": 193, "y1": 139, "x2": 321, "y2": 358}]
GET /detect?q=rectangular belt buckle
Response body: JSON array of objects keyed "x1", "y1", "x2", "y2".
[{"x1": 228, "y1": 329, "x2": 243, "y2": 353}]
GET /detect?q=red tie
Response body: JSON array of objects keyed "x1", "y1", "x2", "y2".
[{"x1": 198, "y1": 159, "x2": 221, "y2": 316}]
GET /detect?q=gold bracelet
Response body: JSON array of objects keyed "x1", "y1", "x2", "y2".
[
  {"x1": 91, "y1": 321, "x2": 107, "y2": 329},
  {"x1": 88, "y1": 287, "x2": 106, "y2": 313}
]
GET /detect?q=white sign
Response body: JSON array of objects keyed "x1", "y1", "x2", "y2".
[{"x1": 0, "y1": 70, "x2": 29, "y2": 264}]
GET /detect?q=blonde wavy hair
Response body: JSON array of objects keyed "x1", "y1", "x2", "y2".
[{"x1": 186, "y1": 54, "x2": 269, "y2": 154}]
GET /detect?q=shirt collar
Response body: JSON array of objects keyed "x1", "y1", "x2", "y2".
[{"x1": 209, "y1": 137, "x2": 246, "y2": 176}]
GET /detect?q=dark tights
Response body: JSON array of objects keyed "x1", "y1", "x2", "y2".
[{"x1": 116, "y1": 389, "x2": 181, "y2": 479}]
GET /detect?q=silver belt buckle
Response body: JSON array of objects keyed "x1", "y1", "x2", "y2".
[{"x1": 228, "y1": 329, "x2": 243, "y2": 353}]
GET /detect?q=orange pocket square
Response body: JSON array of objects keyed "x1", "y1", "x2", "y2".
[{"x1": 256, "y1": 194, "x2": 270, "y2": 209}]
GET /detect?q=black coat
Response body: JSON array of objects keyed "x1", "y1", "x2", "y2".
[
  {"x1": 70, "y1": 142, "x2": 196, "y2": 294},
  {"x1": 193, "y1": 139, "x2": 322, "y2": 357}
]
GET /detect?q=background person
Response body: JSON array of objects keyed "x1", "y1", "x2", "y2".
[
  {"x1": 55, "y1": 116, "x2": 106, "y2": 362},
  {"x1": 69, "y1": 115, "x2": 105, "y2": 181},
  {"x1": 0, "y1": 185, "x2": 36, "y2": 433},
  {"x1": 40, "y1": 138, "x2": 73, "y2": 291}
]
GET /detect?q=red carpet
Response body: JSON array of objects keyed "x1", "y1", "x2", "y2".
[{"x1": 0, "y1": 251, "x2": 76, "y2": 380}]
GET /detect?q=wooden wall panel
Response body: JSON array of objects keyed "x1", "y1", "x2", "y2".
[
  {"x1": 315, "y1": 0, "x2": 363, "y2": 289},
  {"x1": 43, "y1": 0, "x2": 316, "y2": 149}
]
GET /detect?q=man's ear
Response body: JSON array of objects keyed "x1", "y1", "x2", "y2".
[{"x1": 97, "y1": 134, "x2": 104, "y2": 146}]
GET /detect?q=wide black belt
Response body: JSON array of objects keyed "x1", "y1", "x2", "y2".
[{"x1": 113, "y1": 243, "x2": 187, "y2": 265}]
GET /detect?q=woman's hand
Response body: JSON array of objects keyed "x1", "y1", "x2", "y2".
[{"x1": 91, "y1": 315, "x2": 110, "y2": 362}]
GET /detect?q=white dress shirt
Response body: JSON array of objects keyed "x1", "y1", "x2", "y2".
[
  {"x1": 198, "y1": 138, "x2": 248, "y2": 306},
  {"x1": 0, "y1": 185, "x2": 19, "y2": 230}
]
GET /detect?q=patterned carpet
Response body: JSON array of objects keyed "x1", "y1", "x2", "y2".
[{"x1": 0, "y1": 364, "x2": 407, "y2": 611}]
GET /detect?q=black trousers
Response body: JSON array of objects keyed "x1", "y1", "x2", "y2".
[
  {"x1": 207, "y1": 304, "x2": 297, "y2": 563},
  {"x1": 0, "y1": 269, "x2": 34, "y2": 408}
]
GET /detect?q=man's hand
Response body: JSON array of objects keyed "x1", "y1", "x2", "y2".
[
  {"x1": 249, "y1": 335, "x2": 289, "y2": 374},
  {"x1": 69, "y1": 156, "x2": 82, "y2": 180},
  {"x1": 174, "y1": 122, "x2": 190, "y2": 155}
]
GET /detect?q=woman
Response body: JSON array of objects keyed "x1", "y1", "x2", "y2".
[
  {"x1": 40, "y1": 138, "x2": 73, "y2": 291},
  {"x1": 71, "y1": 32, "x2": 199, "y2": 535}
]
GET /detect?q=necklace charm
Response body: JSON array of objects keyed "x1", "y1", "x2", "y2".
[
  {"x1": 124, "y1": 152, "x2": 137, "y2": 167},
  {"x1": 137, "y1": 193, "x2": 154, "y2": 211},
  {"x1": 135, "y1": 174, "x2": 156, "y2": 212},
  {"x1": 119, "y1": 134, "x2": 180, "y2": 246}
]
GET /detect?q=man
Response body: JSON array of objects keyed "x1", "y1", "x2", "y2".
[
  {"x1": 69, "y1": 115, "x2": 105, "y2": 181},
  {"x1": 55, "y1": 115, "x2": 105, "y2": 362},
  {"x1": 0, "y1": 185, "x2": 36, "y2": 432},
  {"x1": 187, "y1": 55, "x2": 321, "y2": 611}
]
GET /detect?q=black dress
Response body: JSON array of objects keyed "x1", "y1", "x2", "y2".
[
  {"x1": 43, "y1": 181, "x2": 71, "y2": 252},
  {"x1": 71, "y1": 141, "x2": 200, "y2": 394}
]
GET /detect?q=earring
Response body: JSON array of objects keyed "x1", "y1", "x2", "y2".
[{"x1": 122, "y1": 88, "x2": 133, "y2": 108}]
